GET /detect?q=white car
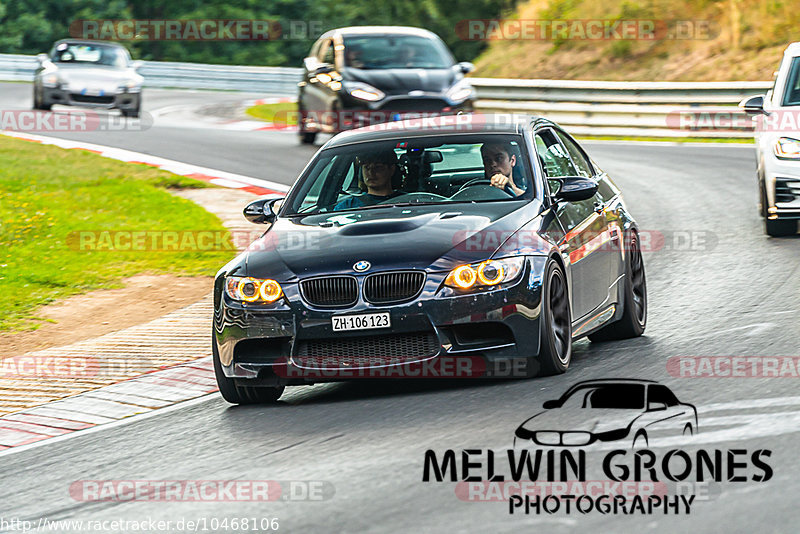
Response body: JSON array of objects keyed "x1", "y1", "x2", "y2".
[{"x1": 740, "y1": 42, "x2": 800, "y2": 236}]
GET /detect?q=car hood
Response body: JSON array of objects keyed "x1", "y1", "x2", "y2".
[
  {"x1": 54, "y1": 65, "x2": 139, "y2": 86},
  {"x1": 243, "y1": 203, "x2": 545, "y2": 281},
  {"x1": 342, "y1": 67, "x2": 458, "y2": 95},
  {"x1": 517, "y1": 408, "x2": 644, "y2": 435}
]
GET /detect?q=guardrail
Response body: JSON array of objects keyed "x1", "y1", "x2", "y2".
[
  {"x1": 0, "y1": 53, "x2": 303, "y2": 94},
  {"x1": 0, "y1": 53, "x2": 772, "y2": 138}
]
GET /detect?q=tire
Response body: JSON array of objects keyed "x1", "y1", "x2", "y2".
[
  {"x1": 589, "y1": 231, "x2": 647, "y2": 342},
  {"x1": 122, "y1": 105, "x2": 140, "y2": 118},
  {"x1": 536, "y1": 260, "x2": 572, "y2": 376},
  {"x1": 212, "y1": 336, "x2": 284, "y2": 404},
  {"x1": 633, "y1": 431, "x2": 648, "y2": 449},
  {"x1": 298, "y1": 102, "x2": 317, "y2": 145},
  {"x1": 765, "y1": 218, "x2": 797, "y2": 237},
  {"x1": 299, "y1": 130, "x2": 317, "y2": 144},
  {"x1": 33, "y1": 88, "x2": 51, "y2": 111}
]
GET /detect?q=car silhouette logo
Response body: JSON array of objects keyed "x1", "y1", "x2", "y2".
[
  {"x1": 353, "y1": 260, "x2": 371, "y2": 272},
  {"x1": 514, "y1": 379, "x2": 698, "y2": 449}
]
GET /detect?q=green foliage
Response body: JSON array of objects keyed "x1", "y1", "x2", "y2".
[{"x1": 0, "y1": 0, "x2": 519, "y2": 65}]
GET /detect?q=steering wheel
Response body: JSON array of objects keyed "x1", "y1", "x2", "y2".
[{"x1": 455, "y1": 178, "x2": 514, "y2": 197}]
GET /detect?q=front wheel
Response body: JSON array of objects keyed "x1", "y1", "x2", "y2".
[
  {"x1": 589, "y1": 231, "x2": 647, "y2": 341},
  {"x1": 33, "y1": 88, "x2": 51, "y2": 111},
  {"x1": 212, "y1": 336, "x2": 284, "y2": 404},
  {"x1": 536, "y1": 260, "x2": 572, "y2": 376}
]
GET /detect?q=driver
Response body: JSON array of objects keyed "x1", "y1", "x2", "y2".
[
  {"x1": 480, "y1": 142, "x2": 526, "y2": 196},
  {"x1": 335, "y1": 150, "x2": 402, "y2": 210}
]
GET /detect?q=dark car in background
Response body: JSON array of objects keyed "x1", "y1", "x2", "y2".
[
  {"x1": 297, "y1": 26, "x2": 475, "y2": 144},
  {"x1": 33, "y1": 39, "x2": 143, "y2": 117},
  {"x1": 212, "y1": 116, "x2": 648, "y2": 404}
]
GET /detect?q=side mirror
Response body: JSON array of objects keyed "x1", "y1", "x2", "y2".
[
  {"x1": 739, "y1": 94, "x2": 766, "y2": 114},
  {"x1": 303, "y1": 56, "x2": 318, "y2": 72},
  {"x1": 552, "y1": 176, "x2": 598, "y2": 203},
  {"x1": 542, "y1": 400, "x2": 560, "y2": 409},
  {"x1": 243, "y1": 195, "x2": 284, "y2": 224},
  {"x1": 458, "y1": 61, "x2": 475, "y2": 74},
  {"x1": 647, "y1": 401, "x2": 667, "y2": 412},
  {"x1": 36, "y1": 53, "x2": 49, "y2": 64},
  {"x1": 131, "y1": 60, "x2": 144, "y2": 70}
]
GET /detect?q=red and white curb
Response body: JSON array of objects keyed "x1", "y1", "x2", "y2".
[
  {"x1": 0, "y1": 358, "x2": 217, "y2": 452},
  {"x1": 0, "y1": 130, "x2": 291, "y2": 195}
]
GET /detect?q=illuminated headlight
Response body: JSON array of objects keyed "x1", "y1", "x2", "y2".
[
  {"x1": 345, "y1": 82, "x2": 385, "y2": 102},
  {"x1": 535, "y1": 432, "x2": 561, "y2": 446},
  {"x1": 446, "y1": 79, "x2": 474, "y2": 103},
  {"x1": 43, "y1": 74, "x2": 60, "y2": 87},
  {"x1": 774, "y1": 137, "x2": 800, "y2": 159},
  {"x1": 444, "y1": 257, "x2": 524, "y2": 290},
  {"x1": 224, "y1": 276, "x2": 283, "y2": 303}
]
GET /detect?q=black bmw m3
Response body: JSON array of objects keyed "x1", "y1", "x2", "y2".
[{"x1": 212, "y1": 116, "x2": 647, "y2": 403}]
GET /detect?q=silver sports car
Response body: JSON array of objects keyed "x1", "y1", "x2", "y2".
[{"x1": 33, "y1": 39, "x2": 143, "y2": 117}]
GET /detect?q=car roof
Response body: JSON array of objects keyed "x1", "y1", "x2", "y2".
[
  {"x1": 562, "y1": 378, "x2": 659, "y2": 393},
  {"x1": 785, "y1": 42, "x2": 800, "y2": 57},
  {"x1": 322, "y1": 114, "x2": 552, "y2": 148},
  {"x1": 52, "y1": 39, "x2": 127, "y2": 48},
  {"x1": 318, "y1": 26, "x2": 440, "y2": 40}
]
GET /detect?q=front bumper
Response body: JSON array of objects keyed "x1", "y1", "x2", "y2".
[
  {"x1": 42, "y1": 86, "x2": 140, "y2": 111},
  {"x1": 213, "y1": 257, "x2": 546, "y2": 385}
]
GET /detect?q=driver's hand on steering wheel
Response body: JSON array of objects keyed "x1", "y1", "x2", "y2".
[{"x1": 490, "y1": 173, "x2": 525, "y2": 196}]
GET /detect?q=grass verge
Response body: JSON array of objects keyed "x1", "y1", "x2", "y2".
[
  {"x1": 245, "y1": 102, "x2": 298, "y2": 125},
  {"x1": 0, "y1": 136, "x2": 233, "y2": 331}
]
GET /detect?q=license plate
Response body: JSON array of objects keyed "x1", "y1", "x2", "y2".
[
  {"x1": 83, "y1": 88, "x2": 103, "y2": 96},
  {"x1": 332, "y1": 312, "x2": 391, "y2": 332}
]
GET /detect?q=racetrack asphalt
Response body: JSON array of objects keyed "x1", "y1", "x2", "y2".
[{"x1": 0, "y1": 82, "x2": 799, "y2": 533}]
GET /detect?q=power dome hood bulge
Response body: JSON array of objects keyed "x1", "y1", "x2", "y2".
[{"x1": 242, "y1": 203, "x2": 545, "y2": 281}]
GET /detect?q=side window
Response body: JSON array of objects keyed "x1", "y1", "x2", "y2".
[
  {"x1": 555, "y1": 130, "x2": 594, "y2": 178},
  {"x1": 648, "y1": 385, "x2": 679, "y2": 407},
  {"x1": 534, "y1": 129, "x2": 578, "y2": 179}
]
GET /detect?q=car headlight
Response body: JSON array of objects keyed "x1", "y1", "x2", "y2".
[
  {"x1": 43, "y1": 74, "x2": 60, "y2": 87},
  {"x1": 774, "y1": 137, "x2": 800, "y2": 159},
  {"x1": 224, "y1": 276, "x2": 282, "y2": 303},
  {"x1": 444, "y1": 257, "x2": 524, "y2": 290},
  {"x1": 446, "y1": 79, "x2": 474, "y2": 103},
  {"x1": 119, "y1": 80, "x2": 141, "y2": 92},
  {"x1": 345, "y1": 82, "x2": 385, "y2": 102}
]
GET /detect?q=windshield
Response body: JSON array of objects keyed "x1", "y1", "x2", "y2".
[
  {"x1": 783, "y1": 57, "x2": 800, "y2": 106},
  {"x1": 52, "y1": 43, "x2": 130, "y2": 68},
  {"x1": 561, "y1": 384, "x2": 646, "y2": 409},
  {"x1": 284, "y1": 135, "x2": 533, "y2": 215},
  {"x1": 343, "y1": 35, "x2": 454, "y2": 69}
]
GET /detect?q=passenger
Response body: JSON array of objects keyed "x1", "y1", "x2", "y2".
[
  {"x1": 335, "y1": 150, "x2": 402, "y2": 210},
  {"x1": 480, "y1": 142, "x2": 526, "y2": 196}
]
